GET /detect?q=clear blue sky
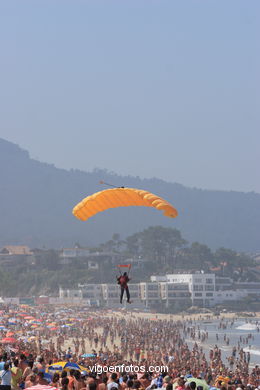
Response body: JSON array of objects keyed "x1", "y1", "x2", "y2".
[{"x1": 0, "y1": 0, "x2": 259, "y2": 193}]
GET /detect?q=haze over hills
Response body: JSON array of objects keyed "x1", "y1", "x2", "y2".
[{"x1": 0, "y1": 138, "x2": 259, "y2": 251}]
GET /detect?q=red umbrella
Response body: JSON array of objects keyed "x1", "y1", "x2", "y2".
[
  {"x1": 1, "y1": 337, "x2": 18, "y2": 344},
  {"x1": 27, "y1": 386, "x2": 56, "y2": 390}
]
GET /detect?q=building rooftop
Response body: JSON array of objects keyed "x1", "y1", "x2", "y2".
[{"x1": 0, "y1": 245, "x2": 33, "y2": 255}]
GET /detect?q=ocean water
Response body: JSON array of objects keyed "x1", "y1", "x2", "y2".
[{"x1": 184, "y1": 318, "x2": 260, "y2": 367}]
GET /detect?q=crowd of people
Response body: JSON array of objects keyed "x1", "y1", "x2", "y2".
[{"x1": 0, "y1": 305, "x2": 259, "y2": 390}]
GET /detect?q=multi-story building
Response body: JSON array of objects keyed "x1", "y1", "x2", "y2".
[
  {"x1": 160, "y1": 282, "x2": 191, "y2": 308},
  {"x1": 59, "y1": 273, "x2": 260, "y2": 309},
  {"x1": 78, "y1": 284, "x2": 103, "y2": 306},
  {"x1": 215, "y1": 277, "x2": 233, "y2": 291},
  {"x1": 101, "y1": 284, "x2": 120, "y2": 307},
  {"x1": 165, "y1": 272, "x2": 215, "y2": 307},
  {"x1": 139, "y1": 282, "x2": 161, "y2": 307}
]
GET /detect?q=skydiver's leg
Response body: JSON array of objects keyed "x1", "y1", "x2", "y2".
[
  {"x1": 120, "y1": 287, "x2": 124, "y2": 304},
  {"x1": 126, "y1": 286, "x2": 130, "y2": 302}
]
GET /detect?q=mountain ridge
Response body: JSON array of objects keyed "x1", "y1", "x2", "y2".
[{"x1": 0, "y1": 138, "x2": 259, "y2": 251}]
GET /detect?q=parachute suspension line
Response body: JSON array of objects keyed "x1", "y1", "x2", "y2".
[
  {"x1": 116, "y1": 265, "x2": 122, "y2": 276},
  {"x1": 99, "y1": 180, "x2": 125, "y2": 189},
  {"x1": 117, "y1": 264, "x2": 131, "y2": 277}
]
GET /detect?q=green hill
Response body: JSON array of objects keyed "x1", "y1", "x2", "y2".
[{"x1": 0, "y1": 138, "x2": 259, "y2": 251}]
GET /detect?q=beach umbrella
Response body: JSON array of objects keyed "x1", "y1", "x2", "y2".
[
  {"x1": 28, "y1": 336, "x2": 37, "y2": 341},
  {"x1": 81, "y1": 353, "x2": 96, "y2": 358},
  {"x1": 44, "y1": 373, "x2": 53, "y2": 382},
  {"x1": 8, "y1": 318, "x2": 17, "y2": 322},
  {"x1": 25, "y1": 385, "x2": 56, "y2": 390},
  {"x1": 6, "y1": 332, "x2": 14, "y2": 337},
  {"x1": 186, "y1": 378, "x2": 209, "y2": 390},
  {"x1": 47, "y1": 361, "x2": 86, "y2": 373},
  {"x1": 1, "y1": 337, "x2": 18, "y2": 344}
]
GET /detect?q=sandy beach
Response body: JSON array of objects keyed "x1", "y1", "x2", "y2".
[{"x1": 59, "y1": 309, "x2": 260, "y2": 355}]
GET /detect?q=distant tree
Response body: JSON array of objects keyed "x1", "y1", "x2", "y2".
[
  {"x1": 187, "y1": 242, "x2": 213, "y2": 270},
  {"x1": 126, "y1": 232, "x2": 142, "y2": 256}
]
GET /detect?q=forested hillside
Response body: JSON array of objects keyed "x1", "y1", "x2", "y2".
[{"x1": 0, "y1": 138, "x2": 259, "y2": 251}]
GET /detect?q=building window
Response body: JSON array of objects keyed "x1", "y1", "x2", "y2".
[
  {"x1": 206, "y1": 293, "x2": 213, "y2": 297},
  {"x1": 194, "y1": 285, "x2": 203, "y2": 291},
  {"x1": 206, "y1": 278, "x2": 213, "y2": 284},
  {"x1": 194, "y1": 293, "x2": 202, "y2": 297},
  {"x1": 147, "y1": 285, "x2": 158, "y2": 291},
  {"x1": 205, "y1": 285, "x2": 214, "y2": 291}
]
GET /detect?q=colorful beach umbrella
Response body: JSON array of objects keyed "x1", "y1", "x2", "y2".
[
  {"x1": 47, "y1": 361, "x2": 86, "y2": 373},
  {"x1": 1, "y1": 337, "x2": 18, "y2": 344}
]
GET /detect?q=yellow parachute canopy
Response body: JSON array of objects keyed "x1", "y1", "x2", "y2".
[{"x1": 72, "y1": 187, "x2": 178, "y2": 221}]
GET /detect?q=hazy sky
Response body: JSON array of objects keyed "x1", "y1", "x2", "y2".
[{"x1": 0, "y1": 1, "x2": 259, "y2": 193}]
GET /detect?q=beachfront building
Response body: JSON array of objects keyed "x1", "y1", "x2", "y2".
[
  {"x1": 160, "y1": 282, "x2": 191, "y2": 308},
  {"x1": 164, "y1": 272, "x2": 216, "y2": 307},
  {"x1": 139, "y1": 282, "x2": 161, "y2": 307},
  {"x1": 215, "y1": 277, "x2": 233, "y2": 291},
  {"x1": 101, "y1": 283, "x2": 145, "y2": 308},
  {"x1": 58, "y1": 273, "x2": 260, "y2": 309},
  {"x1": 59, "y1": 285, "x2": 101, "y2": 306},
  {"x1": 78, "y1": 284, "x2": 103, "y2": 306},
  {"x1": 101, "y1": 283, "x2": 120, "y2": 307}
]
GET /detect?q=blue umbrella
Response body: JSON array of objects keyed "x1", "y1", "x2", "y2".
[
  {"x1": 44, "y1": 373, "x2": 53, "y2": 382},
  {"x1": 81, "y1": 354, "x2": 96, "y2": 358}
]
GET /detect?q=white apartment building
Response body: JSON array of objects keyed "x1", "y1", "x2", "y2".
[
  {"x1": 160, "y1": 282, "x2": 191, "y2": 308},
  {"x1": 165, "y1": 273, "x2": 215, "y2": 307},
  {"x1": 139, "y1": 282, "x2": 161, "y2": 307},
  {"x1": 78, "y1": 284, "x2": 102, "y2": 304},
  {"x1": 101, "y1": 283, "x2": 145, "y2": 308},
  {"x1": 59, "y1": 274, "x2": 260, "y2": 309},
  {"x1": 101, "y1": 284, "x2": 119, "y2": 306},
  {"x1": 59, "y1": 285, "x2": 101, "y2": 306}
]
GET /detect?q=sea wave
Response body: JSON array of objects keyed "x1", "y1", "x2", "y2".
[
  {"x1": 236, "y1": 323, "x2": 257, "y2": 331},
  {"x1": 243, "y1": 347, "x2": 260, "y2": 356}
]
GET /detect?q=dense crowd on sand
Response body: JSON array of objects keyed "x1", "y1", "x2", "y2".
[{"x1": 0, "y1": 305, "x2": 259, "y2": 390}]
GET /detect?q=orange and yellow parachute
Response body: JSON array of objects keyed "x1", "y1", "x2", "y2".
[{"x1": 72, "y1": 187, "x2": 178, "y2": 221}]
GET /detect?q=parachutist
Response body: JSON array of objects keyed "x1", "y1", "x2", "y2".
[{"x1": 117, "y1": 272, "x2": 131, "y2": 304}]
